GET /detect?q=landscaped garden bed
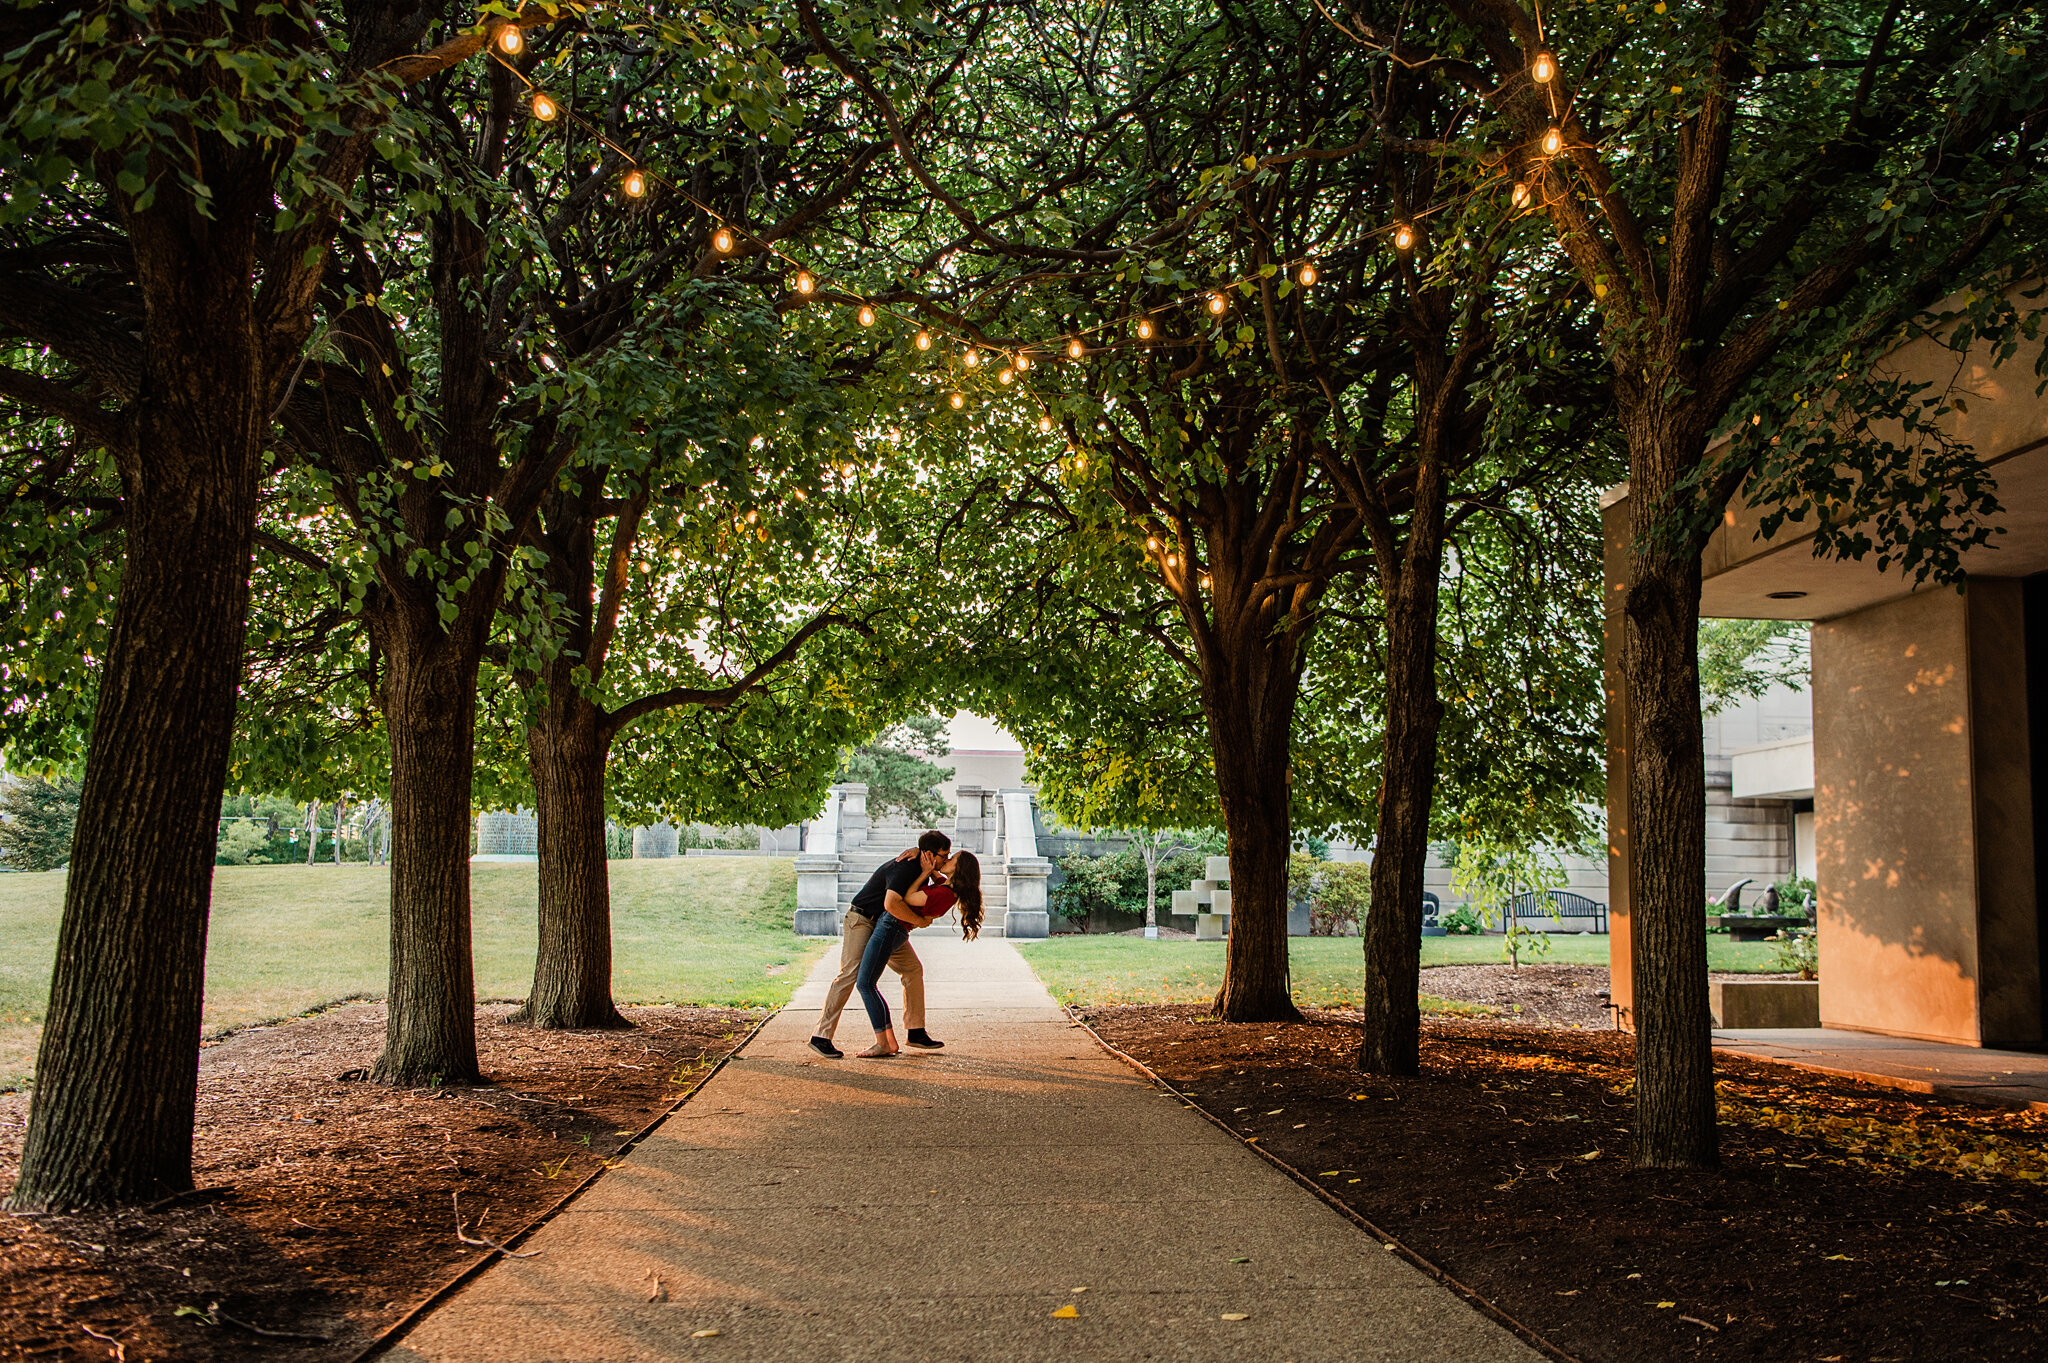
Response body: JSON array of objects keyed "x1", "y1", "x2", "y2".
[
  {"x1": 1086, "y1": 1007, "x2": 2048, "y2": 1363},
  {"x1": 0, "y1": 1003, "x2": 760, "y2": 1361}
]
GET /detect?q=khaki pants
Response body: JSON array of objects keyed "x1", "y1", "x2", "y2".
[{"x1": 816, "y1": 909, "x2": 924, "y2": 1038}]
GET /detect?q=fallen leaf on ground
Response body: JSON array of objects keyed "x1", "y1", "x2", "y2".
[
  {"x1": 1221, "y1": 1313, "x2": 1249, "y2": 1321},
  {"x1": 1071, "y1": 1287, "x2": 1088, "y2": 1293},
  {"x1": 1655, "y1": 1301, "x2": 1676, "y2": 1309},
  {"x1": 1051, "y1": 1304, "x2": 1079, "y2": 1319},
  {"x1": 691, "y1": 1328, "x2": 720, "y2": 1338}
]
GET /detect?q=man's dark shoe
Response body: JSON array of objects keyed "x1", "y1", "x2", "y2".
[
  {"x1": 808, "y1": 1036, "x2": 844, "y2": 1058},
  {"x1": 905, "y1": 1029, "x2": 944, "y2": 1050}
]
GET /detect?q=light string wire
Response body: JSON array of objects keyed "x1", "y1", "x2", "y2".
[{"x1": 473, "y1": 13, "x2": 1577, "y2": 412}]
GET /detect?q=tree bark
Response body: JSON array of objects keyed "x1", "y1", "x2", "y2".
[
  {"x1": 1621, "y1": 518, "x2": 1718, "y2": 1168},
  {"x1": 1206, "y1": 654, "x2": 1303, "y2": 1022},
  {"x1": 370, "y1": 594, "x2": 490, "y2": 1085},
  {"x1": 517, "y1": 675, "x2": 627, "y2": 1029},
  {"x1": 1356, "y1": 522, "x2": 1449, "y2": 1074},
  {"x1": 7, "y1": 217, "x2": 264, "y2": 1210}
]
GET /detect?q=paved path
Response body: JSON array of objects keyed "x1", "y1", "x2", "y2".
[
  {"x1": 386, "y1": 935, "x2": 1537, "y2": 1362},
  {"x1": 1714, "y1": 1026, "x2": 2048, "y2": 1111}
]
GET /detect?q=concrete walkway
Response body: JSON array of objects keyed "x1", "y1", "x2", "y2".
[
  {"x1": 1714, "y1": 1026, "x2": 2048, "y2": 1111},
  {"x1": 386, "y1": 935, "x2": 1538, "y2": 1362}
]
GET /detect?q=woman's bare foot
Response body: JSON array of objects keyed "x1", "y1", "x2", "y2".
[
  {"x1": 856, "y1": 1042, "x2": 896, "y2": 1058},
  {"x1": 857, "y1": 1029, "x2": 900, "y2": 1058}
]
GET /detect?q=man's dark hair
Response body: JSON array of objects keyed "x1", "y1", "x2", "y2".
[{"x1": 918, "y1": 829, "x2": 952, "y2": 853}]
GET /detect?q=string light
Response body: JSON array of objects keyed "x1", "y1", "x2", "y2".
[
  {"x1": 998, "y1": 367, "x2": 1014, "y2": 384},
  {"x1": 530, "y1": 92, "x2": 558, "y2": 121},
  {"x1": 1542, "y1": 123, "x2": 1564, "y2": 156},
  {"x1": 1512, "y1": 181, "x2": 1531, "y2": 208},
  {"x1": 794, "y1": 270, "x2": 816, "y2": 295},
  {"x1": 1016, "y1": 352, "x2": 1033, "y2": 370},
  {"x1": 1136, "y1": 317, "x2": 1155, "y2": 339},
  {"x1": 1206, "y1": 292, "x2": 1227, "y2": 315},
  {"x1": 1531, "y1": 49, "x2": 1557, "y2": 83},
  {"x1": 858, "y1": 305, "x2": 876, "y2": 327},
  {"x1": 1038, "y1": 414, "x2": 1053, "y2": 432},
  {"x1": 949, "y1": 392, "x2": 965, "y2": 410},
  {"x1": 915, "y1": 330, "x2": 933, "y2": 351},
  {"x1": 1297, "y1": 261, "x2": 1317, "y2": 286},
  {"x1": 1146, "y1": 536, "x2": 1160, "y2": 551},
  {"x1": 1074, "y1": 453, "x2": 1086, "y2": 470},
  {"x1": 1166, "y1": 553, "x2": 1178, "y2": 568},
  {"x1": 964, "y1": 349, "x2": 982, "y2": 368},
  {"x1": 1393, "y1": 223, "x2": 1416, "y2": 251},
  {"x1": 1200, "y1": 573, "x2": 1211, "y2": 590},
  {"x1": 1066, "y1": 338, "x2": 1085, "y2": 359},
  {"x1": 497, "y1": 25, "x2": 524, "y2": 55},
  {"x1": 622, "y1": 169, "x2": 647, "y2": 198},
  {"x1": 712, "y1": 227, "x2": 735, "y2": 254}
]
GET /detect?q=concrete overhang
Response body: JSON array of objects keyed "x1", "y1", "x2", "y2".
[
  {"x1": 1604, "y1": 282, "x2": 2048, "y2": 623},
  {"x1": 1730, "y1": 735, "x2": 1815, "y2": 801}
]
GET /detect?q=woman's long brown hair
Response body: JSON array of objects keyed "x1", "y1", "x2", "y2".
[{"x1": 950, "y1": 851, "x2": 984, "y2": 940}]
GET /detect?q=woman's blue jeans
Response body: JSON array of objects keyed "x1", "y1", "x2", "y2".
[{"x1": 856, "y1": 913, "x2": 914, "y2": 1031}]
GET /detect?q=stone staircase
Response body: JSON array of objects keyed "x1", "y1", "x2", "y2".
[{"x1": 794, "y1": 784, "x2": 1048, "y2": 938}]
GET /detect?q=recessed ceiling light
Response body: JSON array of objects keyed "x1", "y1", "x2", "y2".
[{"x1": 1766, "y1": 591, "x2": 1808, "y2": 600}]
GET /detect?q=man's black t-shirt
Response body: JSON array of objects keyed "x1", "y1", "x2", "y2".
[{"x1": 850, "y1": 858, "x2": 924, "y2": 920}]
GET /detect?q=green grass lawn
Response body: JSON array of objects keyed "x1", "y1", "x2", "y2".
[
  {"x1": 0, "y1": 855, "x2": 824, "y2": 1090},
  {"x1": 1016, "y1": 931, "x2": 1789, "y2": 1009}
]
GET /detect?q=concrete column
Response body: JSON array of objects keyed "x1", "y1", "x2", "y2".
[
  {"x1": 1812, "y1": 581, "x2": 2042, "y2": 1046},
  {"x1": 1003, "y1": 856, "x2": 1052, "y2": 938},
  {"x1": 794, "y1": 788, "x2": 845, "y2": 935},
  {"x1": 953, "y1": 785, "x2": 985, "y2": 857},
  {"x1": 836, "y1": 782, "x2": 870, "y2": 850}
]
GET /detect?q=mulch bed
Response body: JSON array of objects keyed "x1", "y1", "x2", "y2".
[
  {"x1": 1087, "y1": 1006, "x2": 2048, "y2": 1363},
  {"x1": 0, "y1": 1002, "x2": 761, "y2": 1362}
]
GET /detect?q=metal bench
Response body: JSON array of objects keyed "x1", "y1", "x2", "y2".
[{"x1": 1503, "y1": 890, "x2": 1608, "y2": 934}]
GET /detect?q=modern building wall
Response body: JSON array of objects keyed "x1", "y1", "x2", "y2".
[{"x1": 1812, "y1": 582, "x2": 2044, "y2": 1046}]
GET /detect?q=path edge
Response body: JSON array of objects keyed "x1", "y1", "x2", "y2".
[
  {"x1": 1062, "y1": 1005, "x2": 1581, "y2": 1363},
  {"x1": 349, "y1": 1006, "x2": 782, "y2": 1362}
]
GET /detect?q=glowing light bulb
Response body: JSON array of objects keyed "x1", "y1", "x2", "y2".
[
  {"x1": 1200, "y1": 574, "x2": 1211, "y2": 590},
  {"x1": 915, "y1": 330, "x2": 933, "y2": 351},
  {"x1": 949, "y1": 392, "x2": 965, "y2": 410},
  {"x1": 531, "y1": 92, "x2": 558, "y2": 121},
  {"x1": 1207, "y1": 293, "x2": 1226, "y2": 315},
  {"x1": 1512, "y1": 181, "x2": 1531, "y2": 207},
  {"x1": 1393, "y1": 223, "x2": 1415, "y2": 251},
  {"x1": 1542, "y1": 123, "x2": 1563, "y2": 156},
  {"x1": 1531, "y1": 49, "x2": 1557, "y2": 83},
  {"x1": 1016, "y1": 352, "x2": 1032, "y2": 370},
  {"x1": 1146, "y1": 536, "x2": 1160, "y2": 551},
  {"x1": 1038, "y1": 414, "x2": 1052, "y2": 433},
  {"x1": 1067, "y1": 338, "x2": 1085, "y2": 359},
  {"x1": 1136, "y1": 317, "x2": 1155, "y2": 339},
  {"x1": 622, "y1": 169, "x2": 647, "y2": 198},
  {"x1": 1297, "y1": 261, "x2": 1317, "y2": 286},
  {"x1": 794, "y1": 270, "x2": 816, "y2": 295},
  {"x1": 858, "y1": 305, "x2": 876, "y2": 327},
  {"x1": 998, "y1": 368, "x2": 1014, "y2": 385},
  {"x1": 1166, "y1": 553, "x2": 1178, "y2": 568},
  {"x1": 497, "y1": 25, "x2": 524, "y2": 55},
  {"x1": 712, "y1": 227, "x2": 734, "y2": 254},
  {"x1": 964, "y1": 349, "x2": 981, "y2": 368},
  {"x1": 1074, "y1": 454, "x2": 1086, "y2": 470},
  {"x1": 745, "y1": 509, "x2": 758, "y2": 524}
]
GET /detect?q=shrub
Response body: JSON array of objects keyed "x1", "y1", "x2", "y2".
[
  {"x1": 1775, "y1": 927, "x2": 1818, "y2": 979},
  {"x1": 1308, "y1": 861, "x2": 1373, "y2": 935},
  {"x1": 1442, "y1": 904, "x2": 1485, "y2": 935},
  {"x1": 1050, "y1": 848, "x2": 1148, "y2": 929},
  {"x1": 0, "y1": 776, "x2": 81, "y2": 871}
]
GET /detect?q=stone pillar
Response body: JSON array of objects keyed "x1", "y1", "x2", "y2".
[
  {"x1": 794, "y1": 788, "x2": 845, "y2": 935},
  {"x1": 836, "y1": 782, "x2": 870, "y2": 850},
  {"x1": 1003, "y1": 856, "x2": 1052, "y2": 938},
  {"x1": 953, "y1": 785, "x2": 985, "y2": 857}
]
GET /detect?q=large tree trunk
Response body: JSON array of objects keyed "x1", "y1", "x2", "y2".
[
  {"x1": 371, "y1": 596, "x2": 490, "y2": 1086},
  {"x1": 1206, "y1": 655, "x2": 1303, "y2": 1022},
  {"x1": 518, "y1": 681, "x2": 627, "y2": 1029},
  {"x1": 8, "y1": 222, "x2": 264, "y2": 1210},
  {"x1": 1356, "y1": 527, "x2": 1448, "y2": 1075},
  {"x1": 1621, "y1": 405, "x2": 1719, "y2": 1169}
]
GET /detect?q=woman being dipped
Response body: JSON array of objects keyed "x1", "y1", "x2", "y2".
[{"x1": 853, "y1": 851, "x2": 982, "y2": 1058}]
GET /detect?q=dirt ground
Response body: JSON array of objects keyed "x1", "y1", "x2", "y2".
[
  {"x1": 1085, "y1": 1006, "x2": 2048, "y2": 1362},
  {"x1": 0, "y1": 1002, "x2": 760, "y2": 1362}
]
